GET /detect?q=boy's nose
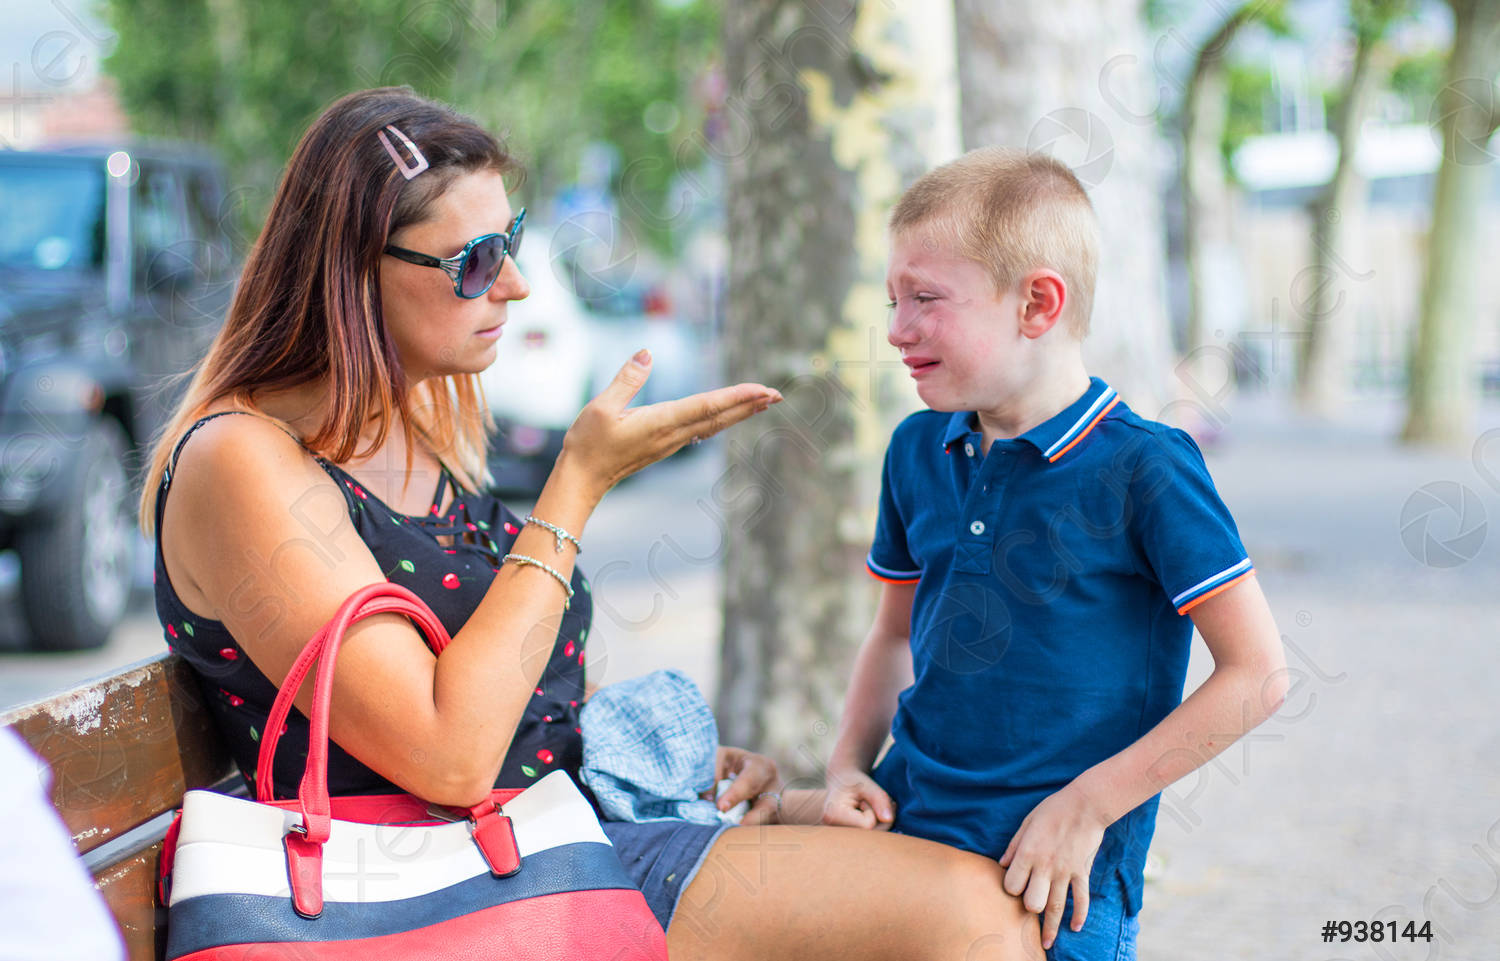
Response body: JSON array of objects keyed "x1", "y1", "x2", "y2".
[{"x1": 887, "y1": 303, "x2": 920, "y2": 348}]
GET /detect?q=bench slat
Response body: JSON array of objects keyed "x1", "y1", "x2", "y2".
[
  {"x1": 0, "y1": 653, "x2": 236, "y2": 855},
  {"x1": 95, "y1": 842, "x2": 166, "y2": 961}
]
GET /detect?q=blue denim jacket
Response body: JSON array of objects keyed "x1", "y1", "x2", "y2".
[{"x1": 579, "y1": 670, "x2": 739, "y2": 825}]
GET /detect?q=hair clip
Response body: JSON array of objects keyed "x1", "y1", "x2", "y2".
[{"x1": 376, "y1": 124, "x2": 429, "y2": 180}]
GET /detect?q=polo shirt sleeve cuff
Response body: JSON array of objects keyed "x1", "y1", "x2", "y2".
[
  {"x1": 1172, "y1": 558, "x2": 1255, "y2": 614},
  {"x1": 866, "y1": 555, "x2": 921, "y2": 585}
]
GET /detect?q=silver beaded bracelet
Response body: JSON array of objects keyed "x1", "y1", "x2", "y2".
[
  {"x1": 502, "y1": 553, "x2": 575, "y2": 608},
  {"x1": 523, "y1": 514, "x2": 582, "y2": 555}
]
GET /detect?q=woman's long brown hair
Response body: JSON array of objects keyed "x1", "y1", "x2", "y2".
[{"x1": 138, "y1": 87, "x2": 519, "y2": 535}]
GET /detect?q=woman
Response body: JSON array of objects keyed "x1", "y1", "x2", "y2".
[{"x1": 141, "y1": 87, "x2": 1042, "y2": 960}]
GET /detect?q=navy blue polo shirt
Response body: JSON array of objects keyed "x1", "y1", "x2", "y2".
[{"x1": 866, "y1": 377, "x2": 1252, "y2": 916}]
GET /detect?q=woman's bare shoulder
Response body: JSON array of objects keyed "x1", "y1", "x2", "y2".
[
  {"x1": 160, "y1": 407, "x2": 356, "y2": 618},
  {"x1": 170, "y1": 408, "x2": 324, "y2": 494}
]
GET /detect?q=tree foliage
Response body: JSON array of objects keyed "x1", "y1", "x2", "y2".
[
  {"x1": 1222, "y1": 62, "x2": 1275, "y2": 173},
  {"x1": 101, "y1": 0, "x2": 719, "y2": 248},
  {"x1": 1387, "y1": 47, "x2": 1448, "y2": 117}
]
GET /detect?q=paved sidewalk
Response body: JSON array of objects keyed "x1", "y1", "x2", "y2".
[{"x1": 1135, "y1": 393, "x2": 1500, "y2": 960}]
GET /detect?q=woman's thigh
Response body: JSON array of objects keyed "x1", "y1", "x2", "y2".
[{"x1": 667, "y1": 824, "x2": 1043, "y2": 961}]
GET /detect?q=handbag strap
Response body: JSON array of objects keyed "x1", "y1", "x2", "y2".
[{"x1": 254, "y1": 582, "x2": 453, "y2": 836}]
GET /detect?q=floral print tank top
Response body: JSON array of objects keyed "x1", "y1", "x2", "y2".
[{"x1": 152, "y1": 411, "x2": 590, "y2": 800}]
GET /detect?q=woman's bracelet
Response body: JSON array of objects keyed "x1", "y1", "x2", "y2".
[
  {"x1": 502, "y1": 553, "x2": 575, "y2": 608},
  {"x1": 524, "y1": 515, "x2": 582, "y2": 555},
  {"x1": 755, "y1": 790, "x2": 783, "y2": 822}
]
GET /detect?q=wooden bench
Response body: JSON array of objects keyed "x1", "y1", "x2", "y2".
[{"x1": 0, "y1": 653, "x2": 239, "y2": 961}]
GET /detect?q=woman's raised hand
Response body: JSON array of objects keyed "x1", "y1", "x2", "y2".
[{"x1": 561, "y1": 349, "x2": 782, "y2": 500}]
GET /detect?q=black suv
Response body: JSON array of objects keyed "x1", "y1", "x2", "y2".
[{"x1": 0, "y1": 144, "x2": 236, "y2": 650}]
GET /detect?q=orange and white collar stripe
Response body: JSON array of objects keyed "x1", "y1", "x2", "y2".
[{"x1": 1044, "y1": 386, "x2": 1119, "y2": 462}]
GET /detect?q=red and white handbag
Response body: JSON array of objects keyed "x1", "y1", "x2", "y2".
[{"x1": 159, "y1": 581, "x2": 666, "y2": 960}]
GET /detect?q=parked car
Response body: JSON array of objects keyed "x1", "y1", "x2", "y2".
[
  {"x1": 561, "y1": 254, "x2": 712, "y2": 409},
  {"x1": 480, "y1": 227, "x2": 595, "y2": 495},
  {"x1": 582, "y1": 282, "x2": 710, "y2": 410},
  {"x1": 0, "y1": 143, "x2": 235, "y2": 650}
]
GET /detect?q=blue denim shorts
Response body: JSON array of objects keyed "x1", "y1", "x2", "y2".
[
  {"x1": 601, "y1": 819, "x2": 731, "y2": 931},
  {"x1": 1045, "y1": 886, "x2": 1139, "y2": 961}
]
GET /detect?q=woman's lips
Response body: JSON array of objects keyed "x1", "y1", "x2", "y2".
[{"x1": 476, "y1": 323, "x2": 505, "y2": 339}]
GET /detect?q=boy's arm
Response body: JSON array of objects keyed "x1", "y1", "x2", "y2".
[
  {"x1": 999, "y1": 574, "x2": 1288, "y2": 949},
  {"x1": 822, "y1": 580, "x2": 917, "y2": 828}
]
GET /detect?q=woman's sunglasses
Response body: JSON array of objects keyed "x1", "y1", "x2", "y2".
[{"x1": 383, "y1": 207, "x2": 526, "y2": 299}]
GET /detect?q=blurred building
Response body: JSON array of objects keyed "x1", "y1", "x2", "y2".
[
  {"x1": 0, "y1": 76, "x2": 127, "y2": 148},
  {"x1": 1228, "y1": 123, "x2": 1500, "y2": 397}
]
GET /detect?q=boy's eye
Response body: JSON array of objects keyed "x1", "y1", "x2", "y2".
[{"x1": 886, "y1": 299, "x2": 898, "y2": 309}]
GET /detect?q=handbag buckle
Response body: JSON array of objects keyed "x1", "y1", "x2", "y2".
[
  {"x1": 283, "y1": 827, "x2": 325, "y2": 919},
  {"x1": 424, "y1": 803, "x2": 466, "y2": 823},
  {"x1": 470, "y1": 809, "x2": 522, "y2": 878}
]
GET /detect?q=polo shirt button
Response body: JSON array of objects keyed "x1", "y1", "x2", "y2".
[
  {"x1": 964, "y1": 442, "x2": 975, "y2": 457},
  {"x1": 969, "y1": 520, "x2": 986, "y2": 535}
]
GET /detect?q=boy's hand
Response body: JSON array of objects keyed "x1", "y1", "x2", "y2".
[
  {"x1": 820, "y1": 768, "x2": 896, "y2": 830},
  {"x1": 998, "y1": 784, "x2": 1109, "y2": 951}
]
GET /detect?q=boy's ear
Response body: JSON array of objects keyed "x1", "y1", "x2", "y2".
[{"x1": 1017, "y1": 269, "x2": 1067, "y2": 340}]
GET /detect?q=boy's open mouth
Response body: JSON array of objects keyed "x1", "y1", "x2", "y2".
[{"x1": 904, "y1": 356, "x2": 940, "y2": 376}]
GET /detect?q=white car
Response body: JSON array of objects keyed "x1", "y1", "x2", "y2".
[{"x1": 479, "y1": 228, "x2": 595, "y2": 493}]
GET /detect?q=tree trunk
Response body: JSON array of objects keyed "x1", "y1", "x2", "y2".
[
  {"x1": 718, "y1": 0, "x2": 957, "y2": 771},
  {"x1": 1298, "y1": 10, "x2": 1390, "y2": 416},
  {"x1": 952, "y1": 0, "x2": 1173, "y2": 417},
  {"x1": 1181, "y1": 4, "x2": 1258, "y2": 359},
  {"x1": 1402, "y1": 0, "x2": 1500, "y2": 447}
]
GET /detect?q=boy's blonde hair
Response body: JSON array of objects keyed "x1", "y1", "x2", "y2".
[{"x1": 891, "y1": 146, "x2": 1099, "y2": 337}]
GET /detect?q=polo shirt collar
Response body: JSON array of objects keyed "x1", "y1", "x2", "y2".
[{"x1": 941, "y1": 377, "x2": 1120, "y2": 463}]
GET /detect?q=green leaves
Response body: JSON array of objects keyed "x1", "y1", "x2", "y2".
[{"x1": 100, "y1": 0, "x2": 720, "y2": 251}]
